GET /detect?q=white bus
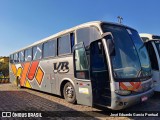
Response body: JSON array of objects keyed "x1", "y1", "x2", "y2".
[
  {"x1": 9, "y1": 21, "x2": 153, "y2": 110},
  {"x1": 140, "y1": 33, "x2": 160, "y2": 92}
]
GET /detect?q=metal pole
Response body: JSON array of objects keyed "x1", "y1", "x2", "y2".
[{"x1": 117, "y1": 16, "x2": 123, "y2": 24}]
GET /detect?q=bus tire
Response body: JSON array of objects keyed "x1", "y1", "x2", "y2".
[{"x1": 63, "y1": 82, "x2": 76, "y2": 104}]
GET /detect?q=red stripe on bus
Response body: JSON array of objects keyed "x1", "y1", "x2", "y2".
[
  {"x1": 119, "y1": 82, "x2": 128, "y2": 90},
  {"x1": 27, "y1": 61, "x2": 39, "y2": 80},
  {"x1": 20, "y1": 62, "x2": 31, "y2": 86},
  {"x1": 129, "y1": 82, "x2": 141, "y2": 90}
]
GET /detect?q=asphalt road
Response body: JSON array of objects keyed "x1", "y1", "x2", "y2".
[{"x1": 0, "y1": 83, "x2": 159, "y2": 120}]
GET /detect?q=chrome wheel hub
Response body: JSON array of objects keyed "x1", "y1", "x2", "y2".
[{"x1": 66, "y1": 86, "x2": 74, "y2": 98}]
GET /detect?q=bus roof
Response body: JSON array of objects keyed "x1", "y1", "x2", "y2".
[{"x1": 11, "y1": 21, "x2": 135, "y2": 55}]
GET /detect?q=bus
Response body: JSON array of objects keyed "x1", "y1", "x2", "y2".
[
  {"x1": 9, "y1": 21, "x2": 154, "y2": 110},
  {"x1": 140, "y1": 33, "x2": 160, "y2": 92}
]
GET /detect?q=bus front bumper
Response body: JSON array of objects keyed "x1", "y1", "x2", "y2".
[{"x1": 110, "y1": 88, "x2": 154, "y2": 110}]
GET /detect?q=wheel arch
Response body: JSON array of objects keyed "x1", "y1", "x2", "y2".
[{"x1": 60, "y1": 78, "x2": 75, "y2": 97}]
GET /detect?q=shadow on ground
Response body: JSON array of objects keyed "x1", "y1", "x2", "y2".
[
  {"x1": 1, "y1": 85, "x2": 160, "y2": 119},
  {"x1": 0, "y1": 91, "x2": 104, "y2": 119}
]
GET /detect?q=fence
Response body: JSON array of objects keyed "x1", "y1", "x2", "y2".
[{"x1": 0, "y1": 78, "x2": 10, "y2": 83}]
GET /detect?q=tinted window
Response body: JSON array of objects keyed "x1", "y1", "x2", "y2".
[
  {"x1": 14, "y1": 53, "x2": 19, "y2": 63},
  {"x1": 102, "y1": 25, "x2": 141, "y2": 78},
  {"x1": 152, "y1": 35, "x2": 160, "y2": 39},
  {"x1": 33, "y1": 44, "x2": 42, "y2": 60},
  {"x1": 19, "y1": 51, "x2": 24, "y2": 62},
  {"x1": 75, "y1": 48, "x2": 88, "y2": 71},
  {"x1": 76, "y1": 27, "x2": 100, "y2": 46},
  {"x1": 145, "y1": 42, "x2": 159, "y2": 70},
  {"x1": 58, "y1": 34, "x2": 71, "y2": 55},
  {"x1": 130, "y1": 29, "x2": 151, "y2": 76},
  {"x1": 25, "y1": 48, "x2": 32, "y2": 61},
  {"x1": 70, "y1": 33, "x2": 74, "y2": 51},
  {"x1": 90, "y1": 41, "x2": 107, "y2": 71},
  {"x1": 154, "y1": 41, "x2": 160, "y2": 57},
  {"x1": 74, "y1": 44, "x2": 89, "y2": 79},
  {"x1": 10, "y1": 54, "x2": 14, "y2": 63},
  {"x1": 43, "y1": 40, "x2": 56, "y2": 58}
]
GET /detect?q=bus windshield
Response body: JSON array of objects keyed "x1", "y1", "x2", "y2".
[
  {"x1": 129, "y1": 29, "x2": 151, "y2": 77},
  {"x1": 101, "y1": 24, "x2": 151, "y2": 79}
]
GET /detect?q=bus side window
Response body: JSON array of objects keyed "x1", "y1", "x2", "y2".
[
  {"x1": 70, "y1": 33, "x2": 74, "y2": 52},
  {"x1": 14, "y1": 53, "x2": 19, "y2": 63},
  {"x1": 58, "y1": 34, "x2": 71, "y2": 55},
  {"x1": 76, "y1": 27, "x2": 100, "y2": 46},
  {"x1": 43, "y1": 40, "x2": 56, "y2": 58},
  {"x1": 25, "y1": 48, "x2": 32, "y2": 61},
  {"x1": 146, "y1": 42, "x2": 159, "y2": 70},
  {"x1": 10, "y1": 54, "x2": 14, "y2": 63},
  {"x1": 33, "y1": 44, "x2": 42, "y2": 60},
  {"x1": 19, "y1": 51, "x2": 24, "y2": 62}
]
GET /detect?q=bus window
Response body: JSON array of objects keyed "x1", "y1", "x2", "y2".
[
  {"x1": 152, "y1": 35, "x2": 160, "y2": 39},
  {"x1": 33, "y1": 44, "x2": 42, "y2": 60},
  {"x1": 19, "y1": 51, "x2": 24, "y2": 62},
  {"x1": 74, "y1": 43, "x2": 89, "y2": 79},
  {"x1": 90, "y1": 41, "x2": 107, "y2": 71},
  {"x1": 10, "y1": 54, "x2": 14, "y2": 63},
  {"x1": 25, "y1": 48, "x2": 32, "y2": 61},
  {"x1": 154, "y1": 41, "x2": 160, "y2": 58},
  {"x1": 145, "y1": 42, "x2": 159, "y2": 70},
  {"x1": 70, "y1": 33, "x2": 74, "y2": 52},
  {"x1": 43, "y1": 40, "x2": 56, "y2": 58},
  {"x1": 76, "y1": 27, "x2": 100, "y2": 46},
  {"x1": 14, "y1": 53, "x2": 19, "y2": 63},
  {"x1": 58, "y1": 34, "x2": 71, "y2": 55}
]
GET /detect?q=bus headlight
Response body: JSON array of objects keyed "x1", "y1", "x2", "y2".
[{"x1": 115, "y1": 90, "x2": 131, "y2": 96}]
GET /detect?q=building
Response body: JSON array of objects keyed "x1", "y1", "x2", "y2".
[{"x1": 0, "y1": 57, "x2": 9, "y2": 63}]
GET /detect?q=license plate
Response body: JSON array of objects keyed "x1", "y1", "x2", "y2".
[{"x1": 141, "y1": 96, "x2": 148, "y2": 102}]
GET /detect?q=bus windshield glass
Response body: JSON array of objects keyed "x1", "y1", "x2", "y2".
[
  {"x1": 101, "y1": 24, "x2": 151, "y2": 79},
  {"x1": 129, "y1": 29, "x2": 151, "y2": 77}
]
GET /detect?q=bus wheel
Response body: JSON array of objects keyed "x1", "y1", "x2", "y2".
[{"x1": 63, "y1": 82, "x2": 76, "y2": 104}]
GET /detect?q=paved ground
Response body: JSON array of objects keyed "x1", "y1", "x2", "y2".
[{"x1": 0, "y1": 83, "x2": 159, "y2": 120}]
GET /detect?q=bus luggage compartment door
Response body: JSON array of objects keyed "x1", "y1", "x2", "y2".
[{"x1": 75, "y1": 80, "x2": 93, "y2": 106}]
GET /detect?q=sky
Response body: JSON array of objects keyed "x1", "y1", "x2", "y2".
[{"x1": 0, "y1": 0, "x2": 160, "y2": 56}]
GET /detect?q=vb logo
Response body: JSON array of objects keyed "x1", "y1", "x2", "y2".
[{"x1": 53, "y1": 62, "x2": 69, "y2": 73}]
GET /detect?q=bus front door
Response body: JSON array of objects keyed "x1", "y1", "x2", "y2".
[
  {"x1": 90, "y1": 40, "x2": 111, "y2": 107},
  {"x1": 73, "y1": 42, "x2": 93, "y2": 106}
]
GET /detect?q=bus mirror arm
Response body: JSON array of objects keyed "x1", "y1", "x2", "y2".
[{"x1": 101, "y1": 32, "x2": 115, "y2": 56}]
